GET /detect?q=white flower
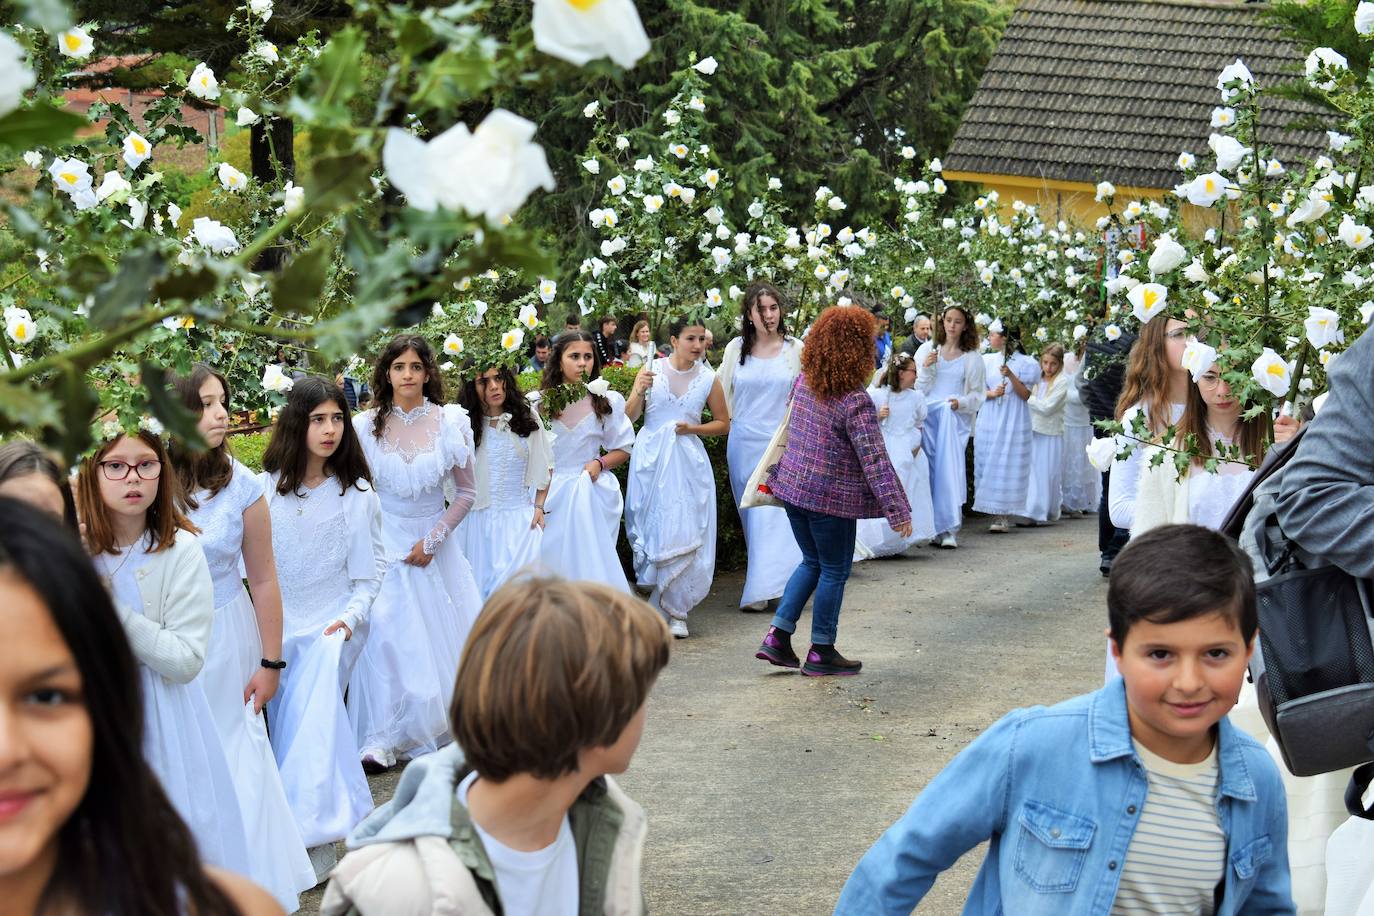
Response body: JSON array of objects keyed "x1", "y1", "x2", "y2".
[
  {"x1": 933, "y1": 178, "x2": 946, "y2": 194},
  {"x1": 467, "y1": 300, "x2": 489, "y2": 326},
  {"x1": 663, "y1": 109, "x2": 681, "y2": 127},
  {"x1": 1216, "y1": 59, "x2": 1254, "y2": 100},
  {"x1": 668, "y1": 143, "x2": 688, "y2": 159},
  {"x1": 1073, "y1": 324, "x2": 1088, "y2": 341},
  {"x1": 1358, "y1": 1, "x2": 1374, "y2": 34},
  {"x1": 1304, "y1": 306, "x2": 1342, "y2": 347},
  {"x1": 814, "y1": 185, "x2": 831, "y2": 203},
  {"x1": 898, "y1": 145, "x2": 916, "y2": 160},
  {"x1": 241, "y1": 272, "x2": 265, "y2": 298},
  {"x1": 583, "y1": 100, "x2": 599, "y2": 118},
  {"x1": 716, "y1": 224, "x2": 732, "y2": 240},
  {"x1": 1094, "y1": 181, "x2": 1115, "y2": 201},
  {"x1": 58, "y1": 26, "x2": 94, "y2": 59},
  {"x1": 236, "y1": 106, "x2": 261, "y2": 127},
  {"x1": 615, "y1": 135, "x2": 630, "y2": 150},
  {"x1": 1086, "y1": 437, "x2": 1117, "y2": 473},
  {"x1": 167, "y1": 202, "x2": 182, "y2": 228},
  {"x1": 929, "y1": 158, "x2": 943, "y2": 172},
  {"x1": 531, "y1": 0, "x2": 650, "y2": 68},
  {"x1": 710, "y1": 246, "x2": 731, "y2": 269},
  {"x1": 1250, "y1": 348, "x2": 1291, "y2": 397},
  {"x1": 1208, "y1": 133, "x2": 1251, "y2": 172},
  {"x1": 1360, "y1": 301, "x2": 1374, "y2": 324},
  {"x1": 693, "y1": 56, "x2": 718, "y2": 75},
  {"x1": 254, "y1": 41, "x2": 279, "y2": 63},
  {"x1": 48, "y1": 156, "x2": 92, "y2": 199},
  {"x1": 261, "y1": 364, "x2": 294, "y2": 393},
  {"x1": 191, "y1": 216, "x2": 240, "y2": 253},
  {"x1": 1305, "y1": 47, "x2": 1348, "y2": 90},
  {"x1": 688, "y1": 96, "x2": 705, "y2": 112},
  {"x1": 249, "y1": 0, "x2": 273, "y2": 18},
  {"x1": 0, "y1": 34, "x2": 33, "y2": 119},
  {"x1": 1286, "y1": 195, "x2": 1331, "y2": 227},
  {"x1": 582, "y1": 158, "x2": 600, "y2": 175},
  {"x1": 1211, "y1": 107, "x2": 1236, "y2": 128},
  {"x1": 1180, "y1": 339, "x2": 1218, "y2": 382},
  {"x1": 1339, "y1": 216, "x2": 1373, "y2": 250},
  {"x1": 501, "y1": 327, "x2": 526, "y2": 352},
  {"x1": 729, "y1": 284, "x2": 743, "y2": 300},
  {"x1": 5, "y1": 307, "x2": 36, "y2": 345},
  {"x1": 643, "y1": 195, "x2": 663, "y2": 212},
  {"x1": 699, "y1": 168, "x2": 720, "y2": 189},
  {"x1": 1182, "y1": 258, "x2": 1210, "y2": 283},
  {"x1": 96, "y1": 170, "x2": 131, "y2": 201},
  {"x1": 381, "y1": 110, "x2": 555, "y2": 222},
  {"x1": 813, "y1": 263, "x2": 829, "y2": 280},
  {"x1": 1148, "y1": 234, "x2": 1188, "y2": 275},
  {"x1": 217, "y1": 162, "x2": 248, "y2": 192},
  {"x1": 633, "y1": 156, "x2": 654, "y2": 173},
  {"x1": 705, "y1": 287, "x2": 723, "y2": 309},
  {"x1": 121, "y1": 196, "x2": 148, "y2": 230},
  {"x1": 280, "y1": 181, "x2": 305, "y2": 215},
  {"x1": 1186, "y1": 172, "x2": 1227, "y2": 207},
  {"x1": 767, "y1": 176, "x2": 782, "y2": 191},
  {"x1": 1103, "y1": 324, "x2": 1122, "y2": 342},
  {"x1": 187, "y1": 62, "x2": 220, "y2": 100},
  {"x1": 21, "y1": 150, "x2": 41, "y2": 169},
  {"x1": 539, "y1": 278, "x2": 557, "y2": 303},
  {"x1": 827, "y1": 196, "x2": 845, "y2": 211}
]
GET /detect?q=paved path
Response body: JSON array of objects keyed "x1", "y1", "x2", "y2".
[{"x1": 302, "y1": 514, "x2": 1107, "y2": 915}]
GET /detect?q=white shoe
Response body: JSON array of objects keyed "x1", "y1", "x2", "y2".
[
  {"x1": 308, "y1": 843, "x2": 338, "y2": 885},
  {"x1": 742, "y1": 599, "x2": 770, "y2": 611},
  {"x1": 937, "y1": 532, "x2": 958, "y2": 549},
  {"x1": 669, "y1": 618, "x2": 689, "y2": 638},
  {"x1": 988, "y1": 516, "x2": 1010, "y2": 533},
  {"x1": 360, "y1": 746, "x2": 395, "y2": 772}
]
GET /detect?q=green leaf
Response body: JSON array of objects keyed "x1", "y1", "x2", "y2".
[
  {"x1": 0, "y1": 105, "x2": 89, "y2": 151},
  {"x1": 305, "y1": 151, "x2": 376, "y2": 214},
  {"x1": 153, "y1": 264, "x2": 222, "y2": 303},
  {"x1": 271, "y1": 237, "x2": 334, "y2": 313},
  {"x1": 50, "y1": 361, "x2": 98, "y2": 463},
  {"x1": 311, "y1": 26, "x2": 366, "y2": 115},
  {"x1": 0, "y1": 379, "x2": 62, "y2": 435},
  {"x1": 89, "y1": 249, "x2": 167, "y2": 330},
  {"x1": 13, "y1": 0, "x2": 73, "y2": 32},
  {"x1": 140, "y1": 362, "x2": 204, "y2": 444}
]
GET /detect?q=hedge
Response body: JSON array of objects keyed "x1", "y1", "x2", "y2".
[{"x1": 229, "y1": 365, "x2": 749, "y2": 573}]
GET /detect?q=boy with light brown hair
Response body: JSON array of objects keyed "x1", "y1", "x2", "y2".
[{"x1": 322, "y1": 577, "x2": 671, "y2": 916}]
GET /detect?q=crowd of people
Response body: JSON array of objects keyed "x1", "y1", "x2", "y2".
[{"x1": 0, "y1": 280, "x2": 1370, "y2": 914}]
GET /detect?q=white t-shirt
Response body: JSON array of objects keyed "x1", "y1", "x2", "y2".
[
  {"x1": 457, "y1": 771, "x2": 579, "y2": 916},
  {"x1": 1111, "y1": 739, "x2": 1225, "y2": 916}
]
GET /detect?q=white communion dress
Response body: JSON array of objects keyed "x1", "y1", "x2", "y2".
[
  {"x1": 185, "y1": 462, "x2": 314, "y2": 907},
  {"x1": 922, "y1": 352, "x2": 974, "y2": 535},
  {"x1": 972, "y1": 351, "x2": 1039, "y2": 516},
  {"x1": 261, "y1": 472, "x2": 381, "y2": 852},
  {"x1": 94, "y1": 533, "x2": 254, "y2": 881},
  {"x1": 537, "y1": 390, "x2": 636, "y2": 592},
  {"x1": 724, "y1": 346, "x2": 803, "y2": 607},
  {"x1": 350, "y1": 399, "x2": 483, "y2": 762},
  {"x1": 625, "y1": 359, "x2": 718, "y2": 620},
  {"x1": 457, "y1": 412, "x2": 554, "y2": 600},
  {"x1": 854, "y1": 386, "x2": 937, "y2": 558},
  {"x1": 1060, "y1": 355, "x2": 1101, "y2": 513},
  {"x1": 1022, "y1": 374, "x2": 1068, "y2": 523}
]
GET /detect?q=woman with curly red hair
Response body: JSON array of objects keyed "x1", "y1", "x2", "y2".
[{"x1": 754, "y1": 306, "x2": 911, "y2": 676}]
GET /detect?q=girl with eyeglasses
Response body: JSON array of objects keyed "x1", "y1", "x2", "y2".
[{"x1": 75, "y1": 430, "x2": 254, "y2": 880}]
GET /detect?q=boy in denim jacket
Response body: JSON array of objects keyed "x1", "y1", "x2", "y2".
[{"x1": 836, "y1": 524, "x2": 1294, "y2": 915}]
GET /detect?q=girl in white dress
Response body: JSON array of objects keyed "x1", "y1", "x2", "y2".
[
  {"x1": 456, "y1": 366, "x2": 554, "y2": 600},
  {"x1": 1060, "y1": 348, "x2": 1101, "y2": 516},
  {"x1": 260, "y1": 377, "x2": 384, "y2": 883},
  {"x1": 351, "y1": 334, "x2": 483, "y2": 771},
  {"x1": 855, "y1": 353, "x2": 937, "y2": 558},
  {"x1": 535, "y1": 330, "x2": 635, "y2": 591},
  {"x1": 914, "y1": 305, "x2": 987, "y2": 549},
  {"x1": 169, "y1": 366, "x2": 315, "y2": 906},
  {"x1": 973, "y1": 321, "x2": 1039, "y2": 533},
  {"x1": 76, "y1": 430, "x2": 253, "y2": 881},
  {"x1": 625, "y1": 317, "x2": 731, "y2": 638},
  {"x1": 717, "y1": 282, "x2": 804, "y2": 610},
  {"x1": 1016, "y1": 344, "x2": 1069, "y2": 524},
  {"x1": 625, "y1": 319, "x2": 658, "y2": 368}
]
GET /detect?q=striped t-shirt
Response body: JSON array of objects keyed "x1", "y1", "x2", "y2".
[{"x1": 1110, "y1": 740, "x2": 1225, "y2": 915}]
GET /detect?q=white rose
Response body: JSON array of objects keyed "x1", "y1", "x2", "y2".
[
  {"x1": 582, "y1": 158, "x2": 600, "y2": 175},
  {"x1": 693, "y1": 56, "x2": 718, "y2": 75},
  {"x1": 254, "y1": 42, "x2": 279, "y2": 64},
  {"x1": 57, "y1": 26, "x2": 94, "y2": 59},
  {"x1": 217, "y1": 162, "x2": 248, "y2": 192},
  {"x1": 236, "y1": 107, "x2": 260, "y2": 126},
  {"x1": 1180, "y1": 339, "x2": 1218, "y2": 381},
  {"x1": 767, "y1": 176, "x2": 782, "y2": 191},
  {"x1": 585, "y1": 377, "x2": 611, "y2": 396},
  {"x1": 1086, "y1": 437, "x2": 1117, "y2": 473},
  {"x1": 1147, "y1": 234, "x2": 1188, "y2": 275},
  {"x1": 261, "y1": 364, "x2": 294, "y2": 393},
  {"x1": 96, "y1": 170, "x2": 131, "y2": 201},
  {"x1": 531, "y1": 0, "x2": 650, "y2": 68},
  {"x1": 1208, "y1": 133, "x2": 1251, "y2": 172},
  {"x1": 1304, "y1": 306, "x2": 1342, "y2": 348},
  {"x1": 281, "y1": 181, "x2": 305, "y2": 215},
  {"x1": 583, "y1": 100, "x2": 599, "y2": 118},
  {"x1": 1094, "y1": 181, "x2": 1115, "y2": 201},
  {"x1": 187, "y1": 62, "x2": 220, "y2": 100},
  {"x1": 249, "y1": 0, "x2": 274, "y2": 19},
  {"x1": 0, "y1": 33, "x2": 36, "y2": 118},
  {"x1": 1250, "y1": 348, "x2": 1291, "y2": 397},
  {"x1": 192, "y1": 216, "x2": 240, "y2": 254}
]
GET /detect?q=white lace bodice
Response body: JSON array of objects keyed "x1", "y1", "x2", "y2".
[
  {"x1": 643, "y1": 359, "x2": 712, "y2": 433},
  {"x1": 185, "y1": 459, "x2": 263, "y2": 607},
  {"x1": 269, "y1": 482, "x2": 351, "y2": 613},
  {"x1": 731, "y1": 350, "x2": 795, "y2": 435},
  {"x1": 483, "y1": 426, "x2": 535, "y2": 510},
  {"x1": 928, "y1": 352, "x2": 968, "y2": 400},
  {"x1": 549, "y1": 390, "x2": 635, "y2": 474}
]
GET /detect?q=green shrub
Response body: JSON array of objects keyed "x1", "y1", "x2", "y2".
[{"x1": 232, "y1": 431, "x2": 269, "y2": 472}]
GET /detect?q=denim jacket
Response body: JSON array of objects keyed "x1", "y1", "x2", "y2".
[{"x1": 835, "y1": 681, "x2": 1293, "y2": 915}]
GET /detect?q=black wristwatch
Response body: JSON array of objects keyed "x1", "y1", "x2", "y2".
[{"x1": 260, "y1": 657, "x2": 287, "y2": 670}]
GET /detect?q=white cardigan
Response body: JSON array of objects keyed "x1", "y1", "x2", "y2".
[
  {"x1": 914, "y1": 341, "x2": 987, "y2": 425},
  {"x1": 113, "y1": 530, "x2": 215, "y2": 684},
  {"x1": 1130, "y1": 445, "x2": 1192, "y2": 538},
  {"x1": 1028, "y1": 374, "x2": 1069, "y2": 436},
  {"x1": 717, "y1": 335, "x2": 802, "y2": 416}
]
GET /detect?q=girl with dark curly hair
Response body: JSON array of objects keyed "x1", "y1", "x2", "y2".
[
  {"x1": 456, "y1": 366, "x2": 554, "y2": 599},
  {"x1": 718, "y1": 283, "x2": 804, "y2": 611},
  {"x1": 350, "y1": 335, "x2": 483, "y2": 772},
  {"x1": 754, "y1": 306, "x2": 912, "y2": 677},
  {"x1": 914, "y1": 304, "x2": 987, "y2": 548}
]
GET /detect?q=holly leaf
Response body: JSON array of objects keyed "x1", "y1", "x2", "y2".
[
  {"x1": 271, "y1": 237, "x2": 334, "y2": 313},
  {"x1": 304, "y1": 152, "x2": 376, "y2": 214},
  {"x1": 90, "y1": 249, "x2": 167, "y2": 330},
  {"x1": 141, "y1": 362, "x2": 203, "y2": 444},
  {"x1": 0, "y1": 105, "x2": 89, "y2": 151}
]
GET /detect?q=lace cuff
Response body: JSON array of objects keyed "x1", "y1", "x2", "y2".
[{"x1": 422, "y1": 522, "x2": 451, "y2": 556}]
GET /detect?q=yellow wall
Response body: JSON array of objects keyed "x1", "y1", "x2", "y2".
[{"x1": 943, "y1": 170, "x2": 1225, "y2": 237}]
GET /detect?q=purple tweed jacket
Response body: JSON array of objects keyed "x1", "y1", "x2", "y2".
[{"x1": 768, "y1": 376, "x2": 911, "y2": 526}]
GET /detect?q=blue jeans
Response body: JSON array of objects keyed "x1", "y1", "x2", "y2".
[{"x1": 770, "y1": 503, "x2": 857, "y2": 646}]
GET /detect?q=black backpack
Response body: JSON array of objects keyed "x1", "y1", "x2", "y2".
[{"x1": 1223, "y1": 426, "x2": 1374, "y2": 818}]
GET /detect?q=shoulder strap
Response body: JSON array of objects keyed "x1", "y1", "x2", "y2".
[{"x1": 1219, "y1": 424, "x2": 1309, "y2": 540}]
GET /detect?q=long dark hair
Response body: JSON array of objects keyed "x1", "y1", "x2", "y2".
[
  {"x1": 740, "y1": 281, "x2": 788, "y2": 365},
  {"x1": 0, "y1": 440, "x2": 78, "y2": 529},
  {"x1": 540, "y1": 330, "x2": 611, "y2": 420},
  {"x1": 262, "y1": 377, "x2": 374, "y2": 496},
  {"x1": 169, "y1": 363, "x2": 234, "y2": 510},
  {"x1": 459, "y1": 367, "x2": 541, "y2": 449},
  {"x1": 1178, "y1": 375, "x2": 1272, "y2": 468},
  {"x1": 0, "y1": 498, "x2": 241, "y2": 916},
  {"x1": 1115, "y1": 315, "x2": 1182, "y2": 433},
  {"x1": 369, "y1": 334, "x2": 446, "y2": 440},
  {"x1": 934, "y1": 304, "x2": 980, "y2": 353}
]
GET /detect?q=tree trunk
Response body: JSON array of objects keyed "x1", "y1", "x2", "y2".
[{"x1": 249, "y1": 117, "x2": 295, "y2": 273}]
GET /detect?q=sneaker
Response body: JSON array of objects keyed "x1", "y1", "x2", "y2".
[
  {"x1": 307, "y1": 843, "x2": 338, "y2": 886},
  {"x1": 936, "y1": 532, "x2": 958, "y2": 549},
  {"x1": 360, "y1": 746, "x2": 395, "y2": 774},
  {"x1": 988, "y1": 516, "x2": 1010, "y2": 533},
  {"x1": 742, "y1": 599, "x2": 771, "y2": 612},
  {"x1": 755, "y1": 626, "x2": 801, "y2": 669},
  {"x1": 801, "y1": 644, "x2": 863, "y2": 677},
  {"x1": 669, "y1": 617, "x2": 689, "y2": 639}
]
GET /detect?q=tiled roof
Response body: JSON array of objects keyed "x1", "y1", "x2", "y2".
[{"x1": 945, "y1": 0, "x2": 1330, "y2": 191}]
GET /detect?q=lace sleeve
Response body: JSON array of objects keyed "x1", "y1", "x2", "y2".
[{"x1": 423, "y1": 458, "x2": 476, "y2": 555}]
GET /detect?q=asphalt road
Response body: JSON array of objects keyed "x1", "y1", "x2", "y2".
[{"x1": 301, "y1": 514, "x2": 1107, "y2": 915}]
